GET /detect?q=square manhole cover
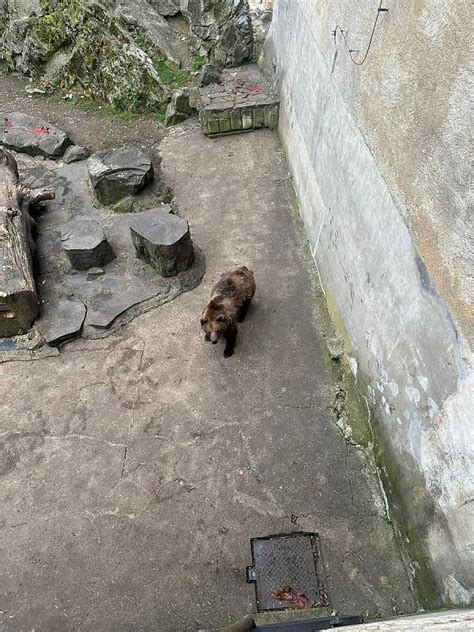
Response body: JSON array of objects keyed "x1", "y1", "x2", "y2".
[{"x1": 247, "y1": 533, "x2": 326, "y2": 612}]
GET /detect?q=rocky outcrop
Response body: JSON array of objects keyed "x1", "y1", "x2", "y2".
[
  {"x1": 181, "y1": 0, "x2": 253, "y2": 66},
  {"x1": 148, "y1": 0, "x2": 180, "y2": 16},
  {"x1": 165, "y1": 88, "x2": 197, "y2": 125},
  {"x1": 0, "y1": 0, "x2": 187, "y2": 111},
  {"x1": 0, "y1": 0, "x2": 254, "y2": 112}
]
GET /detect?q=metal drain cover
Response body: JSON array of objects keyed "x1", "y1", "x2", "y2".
[{"x1": 247, "y1": 533, "x2": 323, "y2": 612}]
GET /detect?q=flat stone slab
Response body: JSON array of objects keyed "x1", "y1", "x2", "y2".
[
  {"x1": 1, "y1": 112, "x2": 72, "y2": 157},
  {"x1": 198, "y1": 64, "x2": 280, "y2": 135},
  {"x1": 130, "y1": 208, "x2": 194, "y2": 277},
  {"x1": 84, "y1": 276, "x2": 157, "y2": 330},
  {"x1": 36, "y1": 297, "x2": 86, "y2": 346},
  {"x1": 87, "y1": 146, "x2": 154, "y2": 205},
  {"x1": 61, "y1": 218, "x2": 115, "y2": 270}
]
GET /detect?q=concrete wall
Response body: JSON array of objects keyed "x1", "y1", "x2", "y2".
[{"x1": 264, "y1": 0, "x2": 473, "y2": 606}]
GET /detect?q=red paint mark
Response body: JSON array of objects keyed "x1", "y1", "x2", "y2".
[
  {"x1": 30, "y1": 127, "x2": 50, "y2": 135},
  {"x1": 247, "y1": 83, "x2": 261, "y2": 93}
]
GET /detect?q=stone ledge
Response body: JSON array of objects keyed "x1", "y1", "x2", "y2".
[{"x1": 198, "y1": 64, "x2": 280, "y2": 135}]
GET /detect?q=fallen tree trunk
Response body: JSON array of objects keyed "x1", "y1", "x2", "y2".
[{"x1": 0, "y1": 148, "x2": 54, "y2": 337}]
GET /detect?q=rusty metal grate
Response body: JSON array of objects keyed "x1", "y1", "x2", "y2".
[{"x1": 247, "y1": 533, "x2": 325, "y2": 612}]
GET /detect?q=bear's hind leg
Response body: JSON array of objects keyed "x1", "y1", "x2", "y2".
[{"x1": 237, "y1": 300, "x2": 250, "y2": 323}]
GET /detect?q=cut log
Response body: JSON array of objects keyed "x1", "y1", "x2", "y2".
[{"x1": 0, "y1": 148, "x2": 54, "y2": 337}]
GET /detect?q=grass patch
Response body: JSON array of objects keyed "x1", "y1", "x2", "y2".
[
  {"x1": 153, "y1": 59, "x2": 190, "y2": 87},
  {"x1": 74, "y1": 97, "x2": 141, "y2": 123},
  {"x1": 191, "y1": 55, "x2": 206, "y2": 71}
]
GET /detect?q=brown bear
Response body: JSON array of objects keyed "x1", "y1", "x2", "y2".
[{"x1": 200, "y1": 266, "x2": 256, "y2": 358}]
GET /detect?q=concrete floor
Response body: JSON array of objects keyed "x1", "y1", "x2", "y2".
[{"x1": 0, "y1": 81, "x2": 415, "y2": 630}]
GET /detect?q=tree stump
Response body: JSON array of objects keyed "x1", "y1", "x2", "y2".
[{"x1": 0, "y1": 148, "x2": 55, "y2": 336}]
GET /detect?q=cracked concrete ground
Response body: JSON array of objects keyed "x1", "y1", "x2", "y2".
[{"x1": 0, "y1": 76, "x2": 415, "y2": 631}]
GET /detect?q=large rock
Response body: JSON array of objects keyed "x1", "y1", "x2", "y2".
[
  {"x1": 88, "y1": 147, "x2": 154, "y2": 206},
  {"x1": 165, "y1": 89, "x2": 197, "y2": 125},
  {"x1": 61, "y1": 218, "x2": 115, "y2": 270},
  {"x1": 148, "y1": 0, "x2": 180, "y2": 16},
  {"x1": 63, "y1": 144, "x2": 90, "y2": 164},
  {"x1": 182, "y1": 0, "x2": 253, "y2": 66},
  {"x1": 1, "y1": 112, "x2": 72, "y2": 158},
  {"x1": 199, "y1": 63, "x2": 222, "y2": 87},
  {"x1": 130, "y1": 208, "x2": 194, "y2": 277}
]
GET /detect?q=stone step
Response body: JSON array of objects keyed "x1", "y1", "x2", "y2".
[{"x1": 198, "y1": 64, "x2": 280, "y2": 136}]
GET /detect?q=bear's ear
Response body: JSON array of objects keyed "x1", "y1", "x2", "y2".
[
  {"x1": 216, "y1": 313, "x2": 226, "y2": 322},
  {"x1": 200, "y1": 317, "x2": 208, "y2": 325}
]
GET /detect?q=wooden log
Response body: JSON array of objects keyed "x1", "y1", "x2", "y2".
[{"x1": 0, "y1": 148, "x2": 54, "y2": 337}]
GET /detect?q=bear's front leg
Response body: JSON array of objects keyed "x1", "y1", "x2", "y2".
[{"x1": 224, "y1": 326, "x2": 237, "y2": 358}]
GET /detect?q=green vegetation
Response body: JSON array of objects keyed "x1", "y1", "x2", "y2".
[
  {"x1": 191, "y1": 55, "x2": 206, "y2": 71},
  {"x1": 153, "y1": 59, "x2": 190, "y2": 87},
  {"x1": 34, "y1": 0, "x2": 81, "y2": 48},
  {"x1": 15, "y1": 0, "x2": 202, "y2": 119},
  {"x1": 127, "y1": 26, "x2": 194, "y2": 89},
  {"x1": 73, "y1": 97, "x2": 141, "y2": 123}
]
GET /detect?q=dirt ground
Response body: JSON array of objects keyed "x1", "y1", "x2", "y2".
[{"x1": 0, "y1": 74, "x2": 416, "y2": 631}]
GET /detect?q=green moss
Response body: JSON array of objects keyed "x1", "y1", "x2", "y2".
[
  {"x1": 281, "y1": 174, "x2": 441, "y2": 609},
  {"x1": 191, "y1": 55, "x2": 206, "y2": 71},
  {"x1": 153, "y1": 59, "x2": 190, "y2": 87},
  {"x1": 34, "y1": 0, "x2": 81, "y2": 49},
  {"x1": 153, "y1": 112, "x2": 166, "y2": 123},
  {"x1": 127, "y1": 26, "x2": 193, "y2": 89},
  {"x1": 73, "y1": 97, "x2": 141, "y2": 123},
  {"x1": 325, "y1": 290, "x2": 441, "y2": 607}
]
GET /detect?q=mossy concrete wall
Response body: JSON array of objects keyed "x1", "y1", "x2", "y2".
[{"x1": 264, "y1": 0, "x2": 473, "y2": 606}]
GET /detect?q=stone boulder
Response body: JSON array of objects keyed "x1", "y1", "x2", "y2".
[
  {"x1": 199, "y1": 63, "x2": 222, "y2": 87},
  {"x1": 63, "y1": 145, "x2": 90, "y2": 164},
  {"x1": 88, "y1": 147, "x2": 154, "y2": 206},
  {"x1": 61, "y1": 218, "x2": 115, "y2": 270},
  {"x1": 148, "y1": 0, "x2": 181, "y2": 16},
  {"x1": 1, "y1": 112, "x2": 72, "y2": 158},
  {"x1": 182, "y1": 0, "x2": 253, "y2": 66},
  {"x1": 130, "y1": 208, "x2": 194, "y2": 277},
  {"x1": 165, "y1": 89, "x2": 198, "y2": 125}
]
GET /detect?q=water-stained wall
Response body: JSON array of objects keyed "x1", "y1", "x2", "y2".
[{"x1": 264, "y1": 0, "x2": 473, "y2": 605}]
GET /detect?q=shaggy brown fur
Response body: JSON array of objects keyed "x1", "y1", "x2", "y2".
[{"x1": 200, "y1": 266, "x2": 256, "y2": 357}]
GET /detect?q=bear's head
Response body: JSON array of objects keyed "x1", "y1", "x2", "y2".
[{"x1": 200, "y1": 301, "x2": 229, "y2": 344}]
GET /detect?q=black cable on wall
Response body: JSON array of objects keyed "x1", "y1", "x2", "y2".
[{"x1": 332, "y1": 1, "x2": 389, "y2": 66}]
